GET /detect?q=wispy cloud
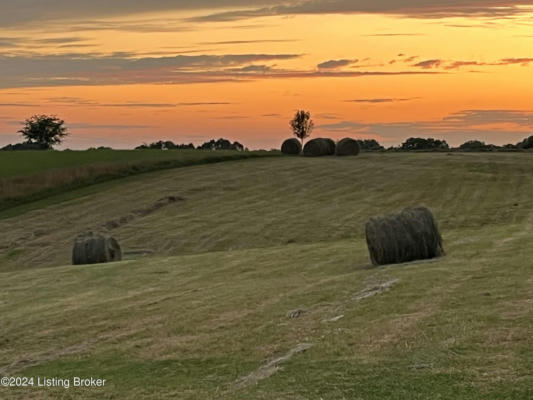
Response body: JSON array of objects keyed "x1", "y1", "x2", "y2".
[
  {"x1": 0, "y1": 52, "x2": 442, "y2": 89},
  {"x1": 413, "y1": 59, "x2": 442, "y2": 69},
  {"x1": 317, "y1": 59, "x2": 358, "y2": 69},
  {"x1": 319, "y1": 109, "x2": 533, "y2": 145},
  {"x1": 364, "y1": 33, "x2": 425, "y2": 37},
  {"x1": 189, "y1": 1, "x2": 533, "y2": 23},
  {"x1": 0, "y1": 53, "x2": 301, "y2": 89},
  {"x1": 344, "y1": 97, "x2": 419, "y2": 103}
]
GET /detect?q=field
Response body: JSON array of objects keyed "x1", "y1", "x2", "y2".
[
  {"x1": 0, "y1": 149, "x2": 276, "y2": 213},
  {"x1": 1, "y1": 152, "x2": 532, "y2": 399}
]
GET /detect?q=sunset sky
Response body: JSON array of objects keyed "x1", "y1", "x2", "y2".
[{"x1": 2, "y1": 1, "x2": 533, "y2": 149}]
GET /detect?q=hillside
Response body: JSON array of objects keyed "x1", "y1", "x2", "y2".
[
  {"x1": 0, "y1": 149, "x2": 276, "y2": 213},
  {"x1": 1, "y1": 153, "x2": 533, "y2": 399}
]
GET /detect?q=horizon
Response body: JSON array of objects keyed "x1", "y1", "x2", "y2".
[{"x1": 2, "y1": 1, "x2": 533, "y2": 150}]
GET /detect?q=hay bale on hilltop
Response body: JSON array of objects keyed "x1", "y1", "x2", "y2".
[
  {"x1": 72, "y1": 232, "x2": 122, "y2": 265},
  {"x1": 365, "y1": 207, "x2": 444, "y2": 266},
  {"x1": 281, "y1": 138, "x2": 302, "y2": 155},
  {"x1": 303, "y1": 138, "x2": 333, "y2": 157},
  {"x1": 324, "y1": 138, "x2": 336, "y2": 155},
  {"x1": 336, "y1": 138, "x2": 361, "y2": 156}
]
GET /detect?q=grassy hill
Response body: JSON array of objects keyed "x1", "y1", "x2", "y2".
[
  {"x1": 0, "y1": 149, "x2": 276, "y2": 213},
  {"x1": 1, "y1": 153, "x2": 532, "y2": 399}
]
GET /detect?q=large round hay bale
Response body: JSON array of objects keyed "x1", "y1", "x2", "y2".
[
  {"x1": 281, "y1": 138, "x2": 302, "y2": 155},
  {"x1": 365, "y1": 207, "x2": 444, "y2": 266},
  {"x1": 324, "y1": 138, "x2": 336, "y2": 155},
  {"x1": 336, "y1": 138, "x2": 361, "y2": 156},
  {"x1": 303, "y1": 138, "x2": 333, "y2": 157},
  {"x1": 72, "y1": 232, "x2": 122, "y2": 265}
]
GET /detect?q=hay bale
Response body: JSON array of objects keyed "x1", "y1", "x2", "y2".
[
  {"x1": 336, "y1": 138, "x2": 361, "y2": 156},
  {"x1": 72, "y1": 232, "x2": 122, "y2": 265},
  {"x1": 365, "y1": 207, "x2": 444, "y2": 266},
  {"x1": 281, "y1": 138, "x2": 302, "y2": 155},
  {"x1": 303, "y1": 138, "x2": 333, "y2": 157},
  {"x1": 324, "y1": 138, "x2": 336, "y2": 155}
]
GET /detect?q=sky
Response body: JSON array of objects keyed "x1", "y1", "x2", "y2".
[{"x1": 1, "y1": 1, "x2": 533, "y2": 149}]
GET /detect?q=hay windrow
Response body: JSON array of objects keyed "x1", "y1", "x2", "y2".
[{"x1": 365, "y1": 207, "x2": 444, "y2": 266}]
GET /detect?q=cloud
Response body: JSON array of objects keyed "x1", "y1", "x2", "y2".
[
  {"x1": 198, "y1": 39, "x2": 297, "y2": 45},
  {"x1": 364, "y1": 33, "x2": 425, "y2": 37},
  {"x1": 43, "y1": 97, "x2": 232, "y2": 108},
  {"x1": 0, "y1": 1, "x2": 279, "y2": 27},
  {"x1": 225, "y1": 64, "x2": 273, "y2": 72},
  {"x1": 0, "y1": 103, "x2": 40, "y2": 107},
  {"x1": 188, "y1": 1, "x2": 533, "y2": 23},
  {"x1": 444, "y1": 60, "x2": 486, "y2": 69},
  {"x1": 319, "y1": 109, "x2": 533, "y2": 146},
  {"x1": 413, "y1": 59, "x2": 442, "y2": 69},
  {"x1": 418, "y1": 57, "x2": 533, "y2": 70},
  {"x1": 3, "y1": 1, "x2": 532, "y2": 28},
  {"x1": 344, "y1": 98, "x2": 419, "y2": 103},
  {"x1": 498, "y1": 57, "x2": 533, "y2": 66},
  {"x1": 0, "y1": 52, "x2": 442, "y2": 89},
  {"x1": 176, "y1": 102, "x2": 232, "y2": 106},
  {"x1": 317, "y1": 59, "x2": 358, "y2": 69},
  {"x1": 0, "y1": 53, "x2": 301, "y2": 89},
  {"x1": 67, "y1": 122, "x2": 155, "y2": 130}
]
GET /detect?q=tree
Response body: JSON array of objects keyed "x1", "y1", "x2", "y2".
[
  {"x1": 517, "y1": 135, "x2": 533, "y2": 149},
  {"x1": 198, "y1": 138, "x2": 244, "y2": 151},
  {"x1": 18, "y1": 115, "x2": 68, "y2": 148},
  {"x1": 401, "y1": 137, "x2": 449, "y2": 151},
  {"x1": 357, "y1": 139, "x2": 384, "y2": 151},
  {"x1": 458, "y1": 140, "x2": 498, "y2": 151},
  {"x1": 290, "y1": 110, "x2": 314, "y2": 146}
]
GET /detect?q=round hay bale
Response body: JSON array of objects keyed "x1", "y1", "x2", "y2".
[
  {"x1": 365, "y1": 207, "x2": 444, "y2": 266},
  {"x1": 72, "y1": 232, "x2": 122, "y2": 265},
  {"x1": 303, "y1": 138, "x2": 332, "y2": 157},
  {"x1": 336, "y1": 138, "x2": 361, "y2": 156},
  {"x1": 281, "y1": 138, "x2": 302, "y2": 155},
  {"x1": 324, "y1": 138, "x2": 336, "y2": 155}
]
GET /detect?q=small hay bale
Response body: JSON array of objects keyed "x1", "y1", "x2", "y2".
[
  {"x1": 336, "y1": 138, "x2": 361, "y2": 156},
  {"x1": 365, "y1": 207, "x2": 444, "y2": 266},
  {"x1": 72, "y1": 232, "x2": 122, "y2": 265},
  {"x1": 281, "y1": 138, "x2": 302, "y2": 155},
  {"x1": 303, "y1": 138, "x2": 333, "y2": 157}
]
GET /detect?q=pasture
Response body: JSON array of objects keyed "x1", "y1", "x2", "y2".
[
  {"x1": 1, "y1": 153, "x2": 532, "y2": 399},
  {"x1": 0, "y1": 149, "x2": 276, "y2": 214}
]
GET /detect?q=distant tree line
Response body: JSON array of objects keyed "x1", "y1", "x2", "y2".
[
  {"x1": 388, "y1": 136, "x2": 533, "y2": 152},
  {"x1": 135, "y1": 138, "x2": 245, "y2": 151}
]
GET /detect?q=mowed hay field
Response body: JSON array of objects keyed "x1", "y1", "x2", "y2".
[
  {"x1": 1, "y1": 153, "x2": 533, "y2": 399},
  {"x1": 0, "y1": 149, "x2": 275, "y2": 212}
]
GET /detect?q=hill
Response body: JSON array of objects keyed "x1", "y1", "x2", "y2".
[
  {"x1": 1, "y1": 153, "x2": 532, "y2": 399},
  {"x1": 0, "y1": 149, "x2": 276, "y2": 214}
]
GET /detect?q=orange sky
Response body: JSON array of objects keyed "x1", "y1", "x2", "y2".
[{"x1": 1, "y1": 2, "x2": 533, "y2": 149}]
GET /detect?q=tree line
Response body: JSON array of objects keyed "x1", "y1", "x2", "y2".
[{"x1": 2, "y1": 113, "x2": 533, "y2": 152}]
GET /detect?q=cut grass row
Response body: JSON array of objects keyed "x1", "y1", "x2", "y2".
[{"x1": 0, "y1": 149, "x2": 278, "y2": 212}]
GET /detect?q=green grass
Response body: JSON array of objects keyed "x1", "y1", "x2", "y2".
[
  {"x1": 0, "y1": 149, "x2": 278, "y2": 212},
  {"x1": 1, "y1": 153, "x2": 533, "y2": 399}
]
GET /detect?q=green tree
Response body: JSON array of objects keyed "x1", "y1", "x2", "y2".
[
  {"x1": 290, "y1": 110, "x2": 314, "y2": 146},
  {"x1": 19, "y1": 115, "x2": 68, "y2": 148}
]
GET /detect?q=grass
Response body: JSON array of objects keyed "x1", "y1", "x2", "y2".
[
  {"x1": 0, "y1": 149, "x2": 278, "y2": 212},
  {"x1": 1, "y1": 153, "x2": 533, "y2": 399}
]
